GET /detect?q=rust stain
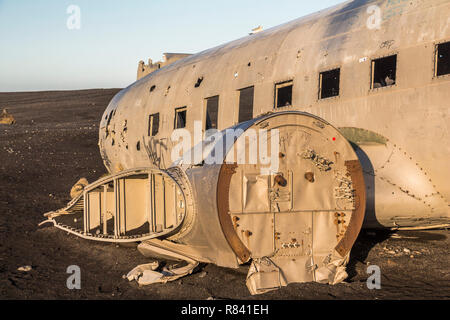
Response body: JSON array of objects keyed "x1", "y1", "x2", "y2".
[
  {"x1": 335, "y1": 160, "x2": 366, "y2": 257},
  {"x1": 305, "y1": 172, "x2": 315, "y2": 183},
  {"x1": 217, "y1": 164, "x2": 251, "y2": 263},
  {"x1": 274, "y1": 174, "x2": 288, "y2": 187}
]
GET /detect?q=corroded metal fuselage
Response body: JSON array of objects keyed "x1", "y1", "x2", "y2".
[
  {"x1": 99, "y1": 0, "x2": 450, "y2": 230},
  {"x1": 43, "y1": 0, "x2": 450, "y2": 294}
]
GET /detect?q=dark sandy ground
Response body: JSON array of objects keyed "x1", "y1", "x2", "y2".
[{"x1": 0, "y1": 89, "x2": 449, "y2": 300}]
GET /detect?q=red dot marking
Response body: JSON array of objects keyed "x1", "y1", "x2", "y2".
[{"x1": 333, "y1": 137, "x2": 336, "y2": 141}]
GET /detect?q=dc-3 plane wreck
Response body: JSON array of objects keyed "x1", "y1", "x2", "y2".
[{"x1": 42, "y1": 0, "x2": 450, "y2": 295}]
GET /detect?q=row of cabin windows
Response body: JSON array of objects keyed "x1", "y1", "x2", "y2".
[
  {"x1": 148, "y1": 100, "x2": 216, "y2": 137},
  {"x1": 147, "y1": 42, "x2": 450, "y2": 137},
  {"x1": 318, "y1": 55, "x2": 397, "y2": 100}
]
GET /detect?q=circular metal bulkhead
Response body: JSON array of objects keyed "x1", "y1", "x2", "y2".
[{"x1": 217, "y1": 112, "x2": 366, "y2": 265}]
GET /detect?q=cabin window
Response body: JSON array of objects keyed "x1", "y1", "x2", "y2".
[
  {"x1": 275, "y1": 81, "x2": 293, "y2": 108},
  {"x1": 174, "y1": 107, "x2": 187, "y2": 129},
  {"x1": 371, "y1": 55, "x2": 397, "y2": 89},
  {"x1": 319, "y1": 69, "x2": 340, "y2": 99},
  {"x1": 436, "y1": 42, "x2": 450, "y2": 77},
  {"x1": 148, "y1": 113, "x2": 160, "y2": 136},
  {"x1": 205, "y1": 96, "x2": 219, "y2": 130},
  {"x1": 238, "y1": 86, "x2": 254, "y2": 123}
]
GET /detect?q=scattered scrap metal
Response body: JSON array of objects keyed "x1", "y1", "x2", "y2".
[{"x1": 0, "y1": 109, "x2": 15, "y2": 125}]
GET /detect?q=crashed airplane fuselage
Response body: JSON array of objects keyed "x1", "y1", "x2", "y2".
[{"x1": 44, "y1": 0, "x2": 450, "y2": 294}]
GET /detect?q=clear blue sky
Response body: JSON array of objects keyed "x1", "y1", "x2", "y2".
[{"x1": 0, "y1": 0, "x2": 345, "y2": 92}]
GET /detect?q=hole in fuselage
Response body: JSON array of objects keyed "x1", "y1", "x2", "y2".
[{"x1": 195, "y1": 77, "x2": 204, "y2": 88}]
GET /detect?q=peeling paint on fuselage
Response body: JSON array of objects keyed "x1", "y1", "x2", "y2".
[{"x1": 339, "y1": 127, "x2": 388, "y2": 145}]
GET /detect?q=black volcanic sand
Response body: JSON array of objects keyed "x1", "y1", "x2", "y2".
[{"x1": 0, "y1": 89, "x2": 449, "y2": 299}]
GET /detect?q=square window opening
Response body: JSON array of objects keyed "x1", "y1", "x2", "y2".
[
  {"x1": 320, "y1": 69, "x2": 340, "y2": 99},
  {"x1": 148, "y1": 113, "x2": 160, "y2": 136},
  {"x1": 372, "y1": 55, "x2": 397, "y2": 89},
  {"x1": 238, "y1": 86, "x2": 254, "y2": 123},
  {"x1": 436, "y1": 42, "x2": 450, "y2": 77},
  {"x1": 205, "y1": 96, "x2": 219, "y2": 131},
  {"x1": 275, "y1": 81, "x2": 293, "y2": 108},
  {"x1": 174, "y1": 107, "x2": 187, "y2": 129}
]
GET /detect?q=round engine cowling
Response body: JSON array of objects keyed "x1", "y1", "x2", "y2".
[{"x1": 151, "y1": 112, "x2": 366, "y2": 293}]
